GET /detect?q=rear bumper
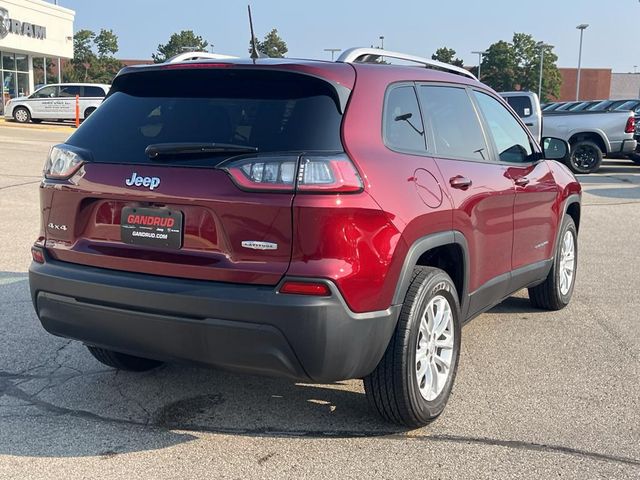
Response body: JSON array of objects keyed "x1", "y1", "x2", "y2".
[
  {"x1": 29, "y1": 257, "x2": 400, "y2": 382},
  {"x1": 611, "y1": 139, "x2": 637, "y2": 155}
]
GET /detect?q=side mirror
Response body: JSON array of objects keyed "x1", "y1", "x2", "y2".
[{"x1": 541, "y1": 137, "x2": 569, "y2": 160}]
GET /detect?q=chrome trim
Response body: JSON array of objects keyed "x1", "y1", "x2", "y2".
[{"x1": 337, "y1": 47, "x2": 477, "y2": 81}]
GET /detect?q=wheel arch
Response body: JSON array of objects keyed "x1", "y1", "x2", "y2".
[
  {"x1": 10, "y1": 103, "x2": 34, "y2": 117},
  {"x1": 568, "y1": 130, "x2": 609, "y2": 154},
  {"x1": 392, "y1": 231, "x2": 470, "y2": 315},
  {"x1": 553, "y1": 194, "x2": 581, "y2": 257}
]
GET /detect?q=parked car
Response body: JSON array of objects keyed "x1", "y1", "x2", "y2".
[
  {"x1": 585, "y1": 99, "x2": 631, "y2": 112},
  {"x1": 542, "y1": 102, "x2": 563, "y2": 111},
  {"x1": 631, "y1": 114, "x2": 640, "y2": 165},
  {"x1": 502, "y1": 91, "x2": 637, "y2": 173},
  {"x1": 614, "y1": 99, "x2": 640, "y2": 115},
  {"x1": 543, "y1": 108, "x2": 637, "y2": 173},
  {"x1": 566, "y1": 100, "x2": 601, "y2": 112},
  {"x1": 4, "y1": 83, "x2": 110, "y2": 124},
  {"x1": 29, "y1": 48, "x2": 581, "y2": 427},
  {"x1": 553, "y1": 101, "x2": 584, "y2": 112},
  {"x1": 500, "y1": 91, "x2": 542, "y2": 140}
]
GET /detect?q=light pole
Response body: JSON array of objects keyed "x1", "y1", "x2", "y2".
[
  {"x1": 537, "y1": 42, "x2": 553, "y2": 101},
  {"x1": 324, "y1": 48, "x2": 341, "y2": 61},
  {"x1": 576, "y1": 24, "x2": 589, "y2": 100},
  {"x1": 471, "y1": 51, "x2": 488, "y2": 81},
  {"x1": 379, "y1": 36, "x2": 384, "y2": 50}
]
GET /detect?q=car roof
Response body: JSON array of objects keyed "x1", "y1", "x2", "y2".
[{"x1": 116, "y1": 57, "x2": 484, "y2": 92}]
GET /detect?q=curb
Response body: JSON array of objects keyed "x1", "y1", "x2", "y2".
[{"x1": 0, "y1": 118, "x2": 76, "y2": 133}]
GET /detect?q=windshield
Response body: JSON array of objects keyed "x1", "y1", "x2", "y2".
[
  {"x1": 614, "y1": 100, "x2": 640, "y2": 111},
  {"x1": 66, "y1": 68, "x2": 345, "y2": 167}
]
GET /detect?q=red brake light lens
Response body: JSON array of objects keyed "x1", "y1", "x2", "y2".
[
  {"x1": 625, "y1": 116, "x2": 635, "y2": 134},
  {"x1": 221, "y1": 154, "x2": 363, "y2": 193},
  {"x1": 279, "y1": 281, "x2": 331, "y2": 296}
]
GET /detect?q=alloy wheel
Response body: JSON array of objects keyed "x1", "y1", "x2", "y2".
[
  {"x1": 559, "y1": 230, "x2": 575, "y2": 295},
  {"x1": 415, "y1": 295, "x2": 454, "y2": 401}
]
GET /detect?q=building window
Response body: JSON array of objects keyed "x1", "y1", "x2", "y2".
[{"x1": 1, "y1": 50, "x2": 32, "y2": 112}]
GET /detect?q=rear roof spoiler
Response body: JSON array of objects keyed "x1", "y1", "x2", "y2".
[{"x1": 165, "y1": 51, "x2": 238, "y2": 63}]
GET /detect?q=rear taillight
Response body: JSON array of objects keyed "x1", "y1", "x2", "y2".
[
  {"x1": 44, "y1": 144, "x2": 89, "y2": 179},
  {"x1": 220, "y1": 154, "x2": 363, "y2": 193},
  {"x1": 625, "y1": 116, "x2": 635, "y2": 134}
]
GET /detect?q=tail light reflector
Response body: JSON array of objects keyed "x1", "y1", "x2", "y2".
[
  {"x1": 279, "y1": 281, "x2": 331, "y2": 296},
  {"x1": 220, "y1": 154, "x2": 363, "y2": 193},
  {"x1": 31, "y1": 246, "x2": 45, "y2": 264}
]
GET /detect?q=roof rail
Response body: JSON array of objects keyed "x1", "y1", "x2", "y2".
[
  {"x1": 336, "y1": 47, "x2": 477, "y2": 81},
  {"x1": 165, "y1": 51, "x2": 238, "y2": 64}
]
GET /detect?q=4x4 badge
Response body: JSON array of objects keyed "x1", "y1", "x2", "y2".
[{"x1": 241, "y1": 241, "x2": 277, "y2": 251}]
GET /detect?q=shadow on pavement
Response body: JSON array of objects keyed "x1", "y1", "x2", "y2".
[{"x1": 0, "y1": 271, "x2": 406, "y2": 458}]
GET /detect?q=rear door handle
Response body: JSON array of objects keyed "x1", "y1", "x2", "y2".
[
  {"x1": 514, "y1": 177, "x2": 530, "y2": 187},
  {"x1": 449, "y1": 176, "x2": 472, "y2": 190}
]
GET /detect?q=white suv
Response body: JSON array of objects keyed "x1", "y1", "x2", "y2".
[{"x1": 4, "y1": 83, "x2": 110, "y2": 124}]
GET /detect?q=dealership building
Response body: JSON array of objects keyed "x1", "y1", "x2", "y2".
[{"x1": 0, "y1": 0, "x2": 74, "y2": 111}]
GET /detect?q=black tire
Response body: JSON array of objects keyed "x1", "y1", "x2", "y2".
[
  {"x1": 528, "y1": 215, "x2": 578, "y2": 311},
  {"x1": 13, "y1": 107, "x2": 31, "y2": 124},
  {"x1": 84, "y1": 107, "x2": 96, "y2": 119},
  {"x1": 629, "y1": 150, "x2": 640, "y2": 165},
  {"x1": 364, "y1": 266, "x2": 462, "y2": 427},
  {"x1": 567, "y1": 140, "x2": 603, "y2": 174},
  {"x1": 86, "y1": 346, "x2": 163, "y2": 372}
]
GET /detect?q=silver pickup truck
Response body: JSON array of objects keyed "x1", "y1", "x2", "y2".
[{"x1": 501, "y1": 91, "x2": 637, "y2": 173}]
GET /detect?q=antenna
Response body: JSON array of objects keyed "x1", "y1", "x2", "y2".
[{"x1": 248, "y1": 5, "x2": 260, "y2": 62}]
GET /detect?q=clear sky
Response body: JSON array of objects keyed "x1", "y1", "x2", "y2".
[{"x1": 57, "y1": 0, "x2": 639, "y2": 72}]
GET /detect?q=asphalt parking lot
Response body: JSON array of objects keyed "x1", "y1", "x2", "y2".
[{"x1": 0, "y1": 123, "x2": 638, "y2": 479}]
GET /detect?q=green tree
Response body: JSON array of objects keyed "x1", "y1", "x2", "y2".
[
  {"x1": 479, "y1": 33, "x2": 561, "y2": 102},
  {"x1": 64, "y1": 29, "x2": 123, "y2": 83},
  {"x1": 249, "y1": 28, "x2": 288, "y2": 58},
  {"x1": 431, "y1": 47, "x2": 464, "y2": 67},
  {"x1": 95, "y1": 29, "x2": 119, "y2": 58},
  {"x1": 152, "y1": 30, "x2": 209, "y2": 63}
]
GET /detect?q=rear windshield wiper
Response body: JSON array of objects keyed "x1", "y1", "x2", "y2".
[{"x1": 145, "y1": 142, "x2": 258, "y2": 159}]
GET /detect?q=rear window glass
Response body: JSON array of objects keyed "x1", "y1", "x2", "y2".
[
  {"x1": 505, "y1": 96, "x2": 533, "y2": 118},
  {"x1": 67, "y1": 69, "x2": 344, "y2": 166}
]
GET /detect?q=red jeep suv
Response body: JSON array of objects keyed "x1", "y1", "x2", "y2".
[{"x1": 29, "y1": 48, "x2": 581, "y2": 427}]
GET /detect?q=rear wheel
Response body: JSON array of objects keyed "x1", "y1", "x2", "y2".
[
  {"x1": 13, "y1": 107, "x2": 30, "y2": 123},
  {"x1": 364, "y1": 266, "x2": 461, "y2": 427},
  {"x1": 630, "y1": 149, "x2": 640, "y2": 165},
  {"x1": 84, "y1": 107, "x2": 96, "y2": 119},
  {"x1": 567, "y1": 140, "x2": 603, "y2": 174},
  {"x1": 86, "y1": 346, "x2": 163, "y2": 372},
  {"x1": 529, "y1": 215, "x2": 577, "y2": 310}
]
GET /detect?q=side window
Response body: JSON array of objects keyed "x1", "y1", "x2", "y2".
[
  {"x1": 473, "y1": 91, "x2": 534, "y2": 164},
  {"x1": 83, "y1": 86, "x2": 106, "y2": 98},
  {"x1": 31, "y1": 86, "x2": 58, "y2": 99},
  {"x1": 384, "y1": 85, "x2": 426, "y2": 153},
  {"x1": 417, "y1": 85, "x2": 488, "y2": 162},
  {"x1": 59, "y1": 85, "x2": 82, "y2": 98}
]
